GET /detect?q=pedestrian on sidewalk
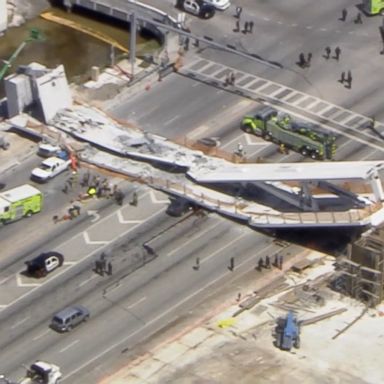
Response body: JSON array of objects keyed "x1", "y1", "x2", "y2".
[
  {"x1": 334, "y1": 46, "x2": 341, "y2": 61},
  {"x1": 324, "y1": 46, "x2": 331, "y2": 60},
  {"x1": 278, "y1": 255, "x2": 283, "y2": 270},
  {"x1": 340, "y1": 8, "x2": 347, "y2": 21}
]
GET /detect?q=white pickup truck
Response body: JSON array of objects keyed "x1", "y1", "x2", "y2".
[{"x1": 31, "y1": 157, "x2": 71, "y2": 183}]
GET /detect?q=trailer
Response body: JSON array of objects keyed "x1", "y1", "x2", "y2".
[{"x1": 0, "y1": 184, "x2": 42, "y2": 224}]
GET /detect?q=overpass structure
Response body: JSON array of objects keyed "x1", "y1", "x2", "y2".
[{"x1": 41, "y1": 105, "x2": 384, "y2": 229}]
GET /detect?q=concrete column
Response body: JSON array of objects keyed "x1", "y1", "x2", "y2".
[{"x1": 370, "y1": 172, "x2": 384, "y2": 202}]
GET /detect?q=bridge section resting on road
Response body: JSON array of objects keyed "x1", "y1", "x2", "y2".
[{"x1": 36, "y1": 105, "x2": 384, "y2": 229}]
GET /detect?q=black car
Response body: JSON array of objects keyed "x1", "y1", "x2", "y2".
[
  {"x1": 176, "y1": 0, "x2": 216, "y2": 19},
  {"x1": 26, "y1": 252, "x2": 64, "y2": 278},
  {"x1": 166, "y1": 197, "x2": 194, "y2": 217}
]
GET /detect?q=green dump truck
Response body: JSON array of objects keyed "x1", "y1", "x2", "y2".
[
  {"x1": 362, "y1": 0, "x2": 384, "y2": 15},
  {"x1": 0, "y1": 184, "x2": 43, "y2": 224},
  {"x1": 241, "y1": 106, "x2": 337, "y2": 160}
]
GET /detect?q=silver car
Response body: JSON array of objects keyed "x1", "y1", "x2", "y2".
[{"x1": 51, "y1": 305, "x2": 90, "y2": 332}]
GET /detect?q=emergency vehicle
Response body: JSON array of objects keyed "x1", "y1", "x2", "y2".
[
  {"x1": 362, "y1": 0, "x2": 384, "y2": 14},
  {"x1": 0, "y1": 184, "x2": 42, "y2": 224}
]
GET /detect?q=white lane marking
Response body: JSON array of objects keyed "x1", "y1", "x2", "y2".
[
  {"x1": 319, "y1": 28, "x2": 327, "y2": 31},
  {"x1": 202, "y1": 232, "x2": 248, "y2": 264},
  {"x1": 11, "y1": 316, "x2": 30, "y2": 329},
  {"x1": 127, "y1": 296, "x2": 146, "y2": 309},
  {"x1": 149, "y1": 190, "x2": 169, "y2": 204},
  {"x1": 33, "y1": 329, "x2": 50, "y2": 341},
  {"x1": 192, "y1": 82, "x2": 200, "y2": 88},
  {"x1": 0, "y1": 275, "x2": 13, "y2": 285},
  {"x1": 167, "y1": 221, "x2": 223, "y2": 257},
  {"x1": 164, "y1": 115, "x2": 180, "y2": 126},
  {"x1": 263, "y1": 17, "x2": 270, "y2": 21},
  {"x1": 79, "y1": 274, "x2": 98, "y2": 288},
  {"x1": 277, "y1": 21, "x2": 282, "y2": 25},
  {"x1": 305, "y1": 25, "x2": 313, "y2": 29},
  {"x1": 16, "y1": 273, "x2": 40, "y2": 288},
  {"x1": 83, "y1": 232, "x2": 110, "y2": 245},
  {"x1": 117, "y1": 210, "x2": 142, "y2": 225},
  {"x1": 60, "y1": 339, "x2": 80, "y2": 353},
  {"x1": 87, "y1": 210, "x2": 100, "y2": 223},
  {"x1": 64, "y1": 242, "x2": 277, "y2": 381},
  {"x1": 54, "y1": 190, "x2": 151, "y2": 253},
  {"x1": 291, "y1": 23, "x2": 298, "y2": 27},
  {"x1": 244, "y1": 134, "x2": 269, "y2": 146},
  {"x1": 6, "y1": 208, "x2": 166, "y2": 311}
]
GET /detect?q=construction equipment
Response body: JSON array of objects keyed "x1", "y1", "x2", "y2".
[
  {"x1": 241, "y1": 106, "x2": 337, "y2": 160},
  {"x1": 274, "y1": 311, "x2": 301, "y2": 351},
  {"x1": 0, "y1": 28, "x2": 44, "y2": 81},
  {"x1": 0, "y1": 361, "x2": 61, "y2": 384}
]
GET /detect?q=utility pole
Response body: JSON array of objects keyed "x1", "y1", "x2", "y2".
[{"x1": 129, "y1": 12, "x2": 137, "y2": 79}]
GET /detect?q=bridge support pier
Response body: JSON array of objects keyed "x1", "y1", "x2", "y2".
[{"x1": 370, "y1": 172, "x2": 384, "y2": 202}]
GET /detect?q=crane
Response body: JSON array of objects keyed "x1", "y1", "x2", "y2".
[{"x1": 0, "y1": 28, "x2": 44, "y2": 81}]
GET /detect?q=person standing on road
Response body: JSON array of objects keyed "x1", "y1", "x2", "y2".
[
  {"x1": 339, "y1": 71, "x2": 346, "y2": 84},
  {"x1": 346, "y1": 70, "x2": 353, "y2": 89},
  {"x1": 340, "y1": 8, "x2": 347, "y2": 21},
  {"x1": 334, "y1": 46, "x2": 341, "y2": 61},
  {"x1": 298, "y1": 53, "x2": 306, "y2": 68},
  {"x1": 249, "y1": 21, "x2": 254, "y2": 33},
  {"x1": 235, "y1": 6, "x2": 242, "y2": 19},
  {"x1": 354, "y1": 12, "x2": 363, "y2": 24},
  {"x1": 243, "y1": 21, "x2": 249, "y2": 34},
  {"x1": 305, "y1": 53, "x2": 312, "y2": 68},
  {"x1": 324, "y1": 46, "x2": 331, "y2": 60},
  {"x1": 234, "y1": 19, "x2": 240, "y2": 33}
]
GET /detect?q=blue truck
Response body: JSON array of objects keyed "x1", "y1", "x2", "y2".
[{"x1": 274, "y1": 311, "x2": 301, "y2": 351}]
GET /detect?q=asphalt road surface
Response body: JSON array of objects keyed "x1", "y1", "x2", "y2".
[{"x1": 1, "y1": 1, "x2": 383, "y2": 381}]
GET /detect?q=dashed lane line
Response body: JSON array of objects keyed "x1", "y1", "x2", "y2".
[
  {"x1": 60, "y1": 339, "x2": 80, "y2": 353},
  {"x1": 127, "y1": 296, "x2": 147, "y2": 309},
  {"x1": 11, "y1": 316, "x2": 30, "y2": 329},
  {"x1": 33, "y1": 329, "x2": 50, "y2": 341}
]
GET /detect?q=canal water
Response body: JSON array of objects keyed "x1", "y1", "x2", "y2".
[{"x1": 0, "y1": 7, "x2": 160, "y2": 95}]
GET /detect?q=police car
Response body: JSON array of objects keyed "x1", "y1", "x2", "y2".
[
  {"x1": 26, "y1": 251, "x2": 64, "y2": 278},
  {"x1": 176, "y1": 0, "x2": 216, "y2": 19},
  {"x1": 204, "y1": 0, "x2": 230, "y2": 10}
]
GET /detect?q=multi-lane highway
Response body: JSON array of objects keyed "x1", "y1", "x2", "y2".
[{"x1": 1, "y1": 0, "x2": 384, "y2": 382}]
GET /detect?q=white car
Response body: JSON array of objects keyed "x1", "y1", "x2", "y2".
[
  {"x1": 204, "y1": 0, "x2": 230, "y2": 10},
  {"x1": 31, "y1": 156, "x2": 71, "y2": 182}
]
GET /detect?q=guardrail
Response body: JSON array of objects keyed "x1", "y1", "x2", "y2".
[{"x1": 141, "y1": 174, "x2": 382, "y2": 228}]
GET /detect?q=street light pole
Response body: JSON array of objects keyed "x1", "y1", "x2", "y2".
[{"x1": 129, "y1": 12, "x2": 137, "y2": 79}]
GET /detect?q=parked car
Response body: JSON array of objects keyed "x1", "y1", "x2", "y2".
[
  {"x1": 166, "y1": 197, "x2": 194, "y2": 217},
  {"x1": 31, "y1": 156, "x2": 71, "y2": 183},
  {"x1": 51, "y1": 305, "x2": 90, "y2": 332},
  {"x1": 26, "y1": 251, "x2": 64, "y2": 278},
  {"x1": 204, "y1": 0, "x2": 230, "y2": 10},
  {"x1": 37, "y1": 142, "x2": 62, "y2": 158},
  {"x1": 176, "y1": 0, "x2": 215, "y2": 19}
]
